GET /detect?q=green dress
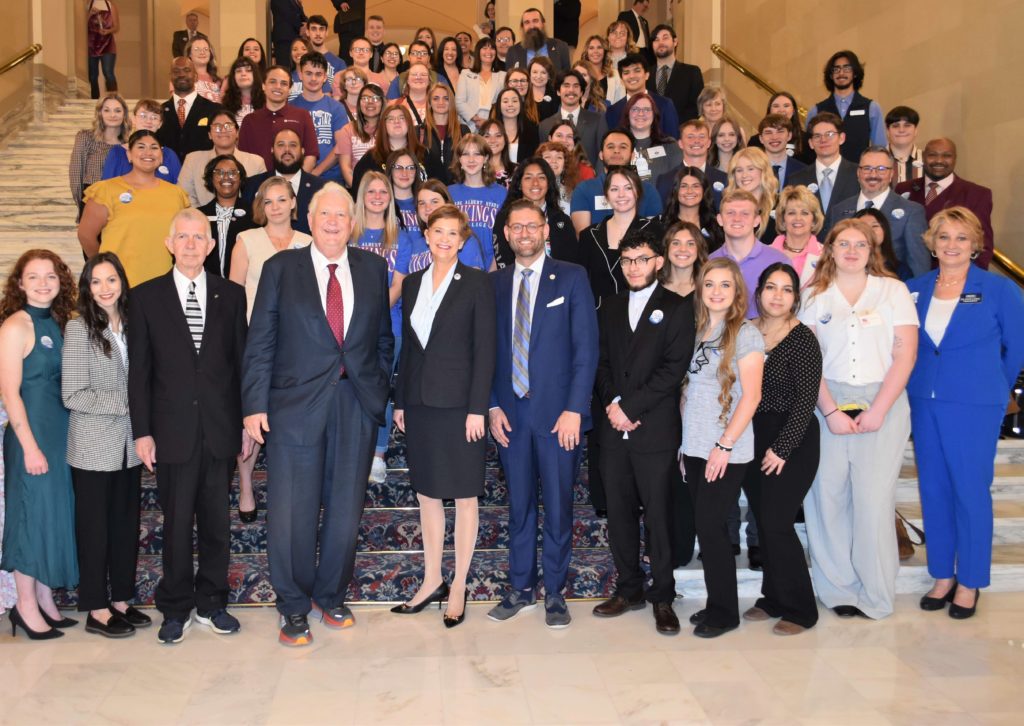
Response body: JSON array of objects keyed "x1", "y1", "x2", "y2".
[{"x1": 0, "y1": 305, "x2": 78, "y2": 587}]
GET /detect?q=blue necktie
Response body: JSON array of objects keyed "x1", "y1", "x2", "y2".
[
  {"x1": 819, "y1": 167, "x2": 834, "y2": 211},
  {"x1": 512, "y1": 269, "x2": 532, "y2": 398}
]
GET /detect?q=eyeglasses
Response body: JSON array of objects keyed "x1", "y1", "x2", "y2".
[
  {"x1": 361, "y1": 94, "x2": 383, "y2": 102},
  {"x1": 136, "y1": 112, "x2": 161, "y2": 122},
  {"x1": 831, "y1": 63, "x2": 854, "y2": 74},
  {"x1": 508, "y1": 223, "x2": 543, "y2": 234},
  {"x1": 410, "y1": 50, "x2": 430, "y2": 58},
  {"x1": 629, "y1": 107, "x2": 653, "y2": 115},
  {"x1": 211, "y1": 123, "x2": 235, "y2": 132},
  {"x1": 383, "y1": 51, "x2": 400, "y2": 58},
  {"x1": 620, "y1": 255, "x2": 657, "y2": 268},
  {"x1": 351, "y1": 47, "x2": 371, "y2": 54},
  {"x1": 810, "y1": 130, "x2": 839, "y2": 141},
  {"x1": 858, "y1": 165, "x2": 893, "y2": 173},
  {"x1": 392, "y1": 164, "x2": 417, "y2": 172},
  {"x1": 834, "y1": 240, "x2": 870, "y2": 250},
  {"x1": 345, "y1": 77, "x2": 365, "y2": 85},
  {"x1": 213, "y1": 169, "x2": 239, "y2": 178}
]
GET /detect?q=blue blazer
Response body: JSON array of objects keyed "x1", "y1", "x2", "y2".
[
  {"x1": 490, "y1": 258, "x2": 598, "y2": 432},
  {"x1": 906, "y1": 264, "x2": 1024, "y2": 406},
  {"x1": 241, "y1": 245, "x2": 395, "y2": 441},
  {"x1": 825, "y1": 191, "x2": 929, "y2": 279}
]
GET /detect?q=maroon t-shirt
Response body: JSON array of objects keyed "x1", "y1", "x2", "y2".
[{"x1": 237, "y1": 104, "x2": 320, "y2": 169}]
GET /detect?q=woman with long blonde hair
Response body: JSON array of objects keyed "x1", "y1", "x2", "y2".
[
  {"x1": 578, "y1": 34, "x2": 625, "y2": 104},
  {"x1": 726, "y1": 147, "x2": 779, "y2": 241}
]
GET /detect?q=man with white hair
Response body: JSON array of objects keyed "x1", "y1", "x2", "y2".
[
  {"x1": 128, "y1": 208, "x2": 249, "y2": 644},
  {"x1": 242, "y1": 183, "x2": 395, "y2": 646}
]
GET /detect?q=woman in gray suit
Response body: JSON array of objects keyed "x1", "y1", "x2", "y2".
[{"x1": 62, "y1": 252, "x2": 148, "y2": 638}]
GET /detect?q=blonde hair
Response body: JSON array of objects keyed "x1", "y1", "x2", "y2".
[
  {"x1": 725, "y1": 147, "x2": 778, "y2": 232},
  {"x1": 693, "y1": 257, "x2": 750, "y2": 424},
  {"x1": 922, "y1": 206, "x2": 985, "y2": 255},
  {"x1": 93, "y1": 94, "x2": 130, "y2": 143},
  {"x1": 775, "y1": 185, "x2": 824, "y2": 235},
  {"x1": 352, "y1": 172, "x2": 400, "y2": 254},
  {"x1": 252, "y1": 176, "x2": 296, "y2": 225},
  {"x1": 805, "y1": 218, "x2": 897, "y2": 297}
]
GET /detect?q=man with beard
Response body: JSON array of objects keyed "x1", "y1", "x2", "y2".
[
  {"x1": 646, "y1": 24, "x2": 703, "y2": 128},
  {"x1": 238, "y1": 65, "x2": 319, "y2": 172},
  {"x1": 604, "y1": 54, "x2": 678, "y2": 139},
  {"x1": 806, "y1": 51, "x2": 887, "y2": 162},
  {"x1": 504, "y1": 8, "x2": 571, "y2": 73},
  {"x1": 538, "y1": 70, "x2": 607, "y2": 168},
  {"x1": 157, "y1": 57, "x2": 221, "y2": 161},
  {"x1": 896, "y1": 137, "x2": 994, "y2": 269},
  {"x1": 591, "y1": 230, "x2": 693, "y2": 635},
  {"x1": 243, "y1": 128, "x2": 326, "y2": 235}
]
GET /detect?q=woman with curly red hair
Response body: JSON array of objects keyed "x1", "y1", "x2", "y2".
[{"x1": 0, "y1": 250, "x2": 79, "y2": 639}]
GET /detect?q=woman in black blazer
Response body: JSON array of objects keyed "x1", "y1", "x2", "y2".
[
  {"x1": 490, "y1": 87, "x2": 539, "y2": 163},
  {"x1": 392, "y1": 204, "x2": 496, "y2": 627},
  {"x1": 199, "y1": 154, "x2": 256, "y2": 278}
]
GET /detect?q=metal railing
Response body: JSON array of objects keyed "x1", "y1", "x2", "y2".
[
  {"x1": 993, "y1": 249, "x2": 1024, "y2": 287},
  {"x1": 710, "y1": 43, "x2": 807, "y2": 120},
  {"x1": 0, "y1": 44, "x2": 42, "y2": 76}
]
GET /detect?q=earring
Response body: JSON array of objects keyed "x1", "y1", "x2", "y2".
[
  {"x1": 970, "y1": 251, "x2": 979, "y2": 259},
  {"x1": 930, "y1": 250, "x2": 938, "y2": 258}
]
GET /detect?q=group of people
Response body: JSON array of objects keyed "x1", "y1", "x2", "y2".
[{"x1": 2, "y1": 6, "x2": 1020, "y2": 645}]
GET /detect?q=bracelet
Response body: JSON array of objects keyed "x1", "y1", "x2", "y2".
[
  {"x1": 824, "y1": 408, "x2": 839, "y2": 418},
  {"x1": 714, "y1": 441, "x2": 733, "y2": 453}
]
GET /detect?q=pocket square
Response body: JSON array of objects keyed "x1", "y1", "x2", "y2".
[{"x1": 546, "y1": 296, "x2": 565, "y2": 307}]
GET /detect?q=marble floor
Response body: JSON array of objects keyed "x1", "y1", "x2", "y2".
[{"x1": 2, "y1": 594, "x2": 1024, "y2": 725}]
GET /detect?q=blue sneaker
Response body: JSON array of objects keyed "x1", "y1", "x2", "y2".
[
  {"x1": 545, "y1": 594, "x2": 571, "y2": 629},
  {"x1": 487, "y1": 589, "x2": 537, "y2": 622},
  {"x1": 157, "y1": 617, "x2": 191, "y2": 644},
  {"x1": 194, "y1": 609, "x2": 241, "y2": 634}
]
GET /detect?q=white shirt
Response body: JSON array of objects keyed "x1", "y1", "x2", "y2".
[
  {"x1": 924, "y1": 295, "x2": 958, "y2": 346},
  {"x1": 109, "y1": 323, "x2": 128, "y2": 368},
  {"x1": 309, "y1": 243, "x2": 354, "y2": 333},
  {"x1": 276, "y1": 169, "x2": 302, "y2": 197},
  {"x1": 799, "y1": 275, "x2": 918, "y2": 386},
  {"x1": 632, "y1": 10, "x2": 647, "y2": 47},
  {"x1": 511, "y1": 255, "x2": 545, "y2": 339},
  {"x1": 561, "y1": 107, "x2": 579, "y2": 126},
  {"x1": 171, "y1": 90, "x2": 199, "y2": 121},
  {"x1": 926, "y1": 173, "x2": 955, "y2": 196},
  {"x1": 857, "y1": 188, "x2": 890, "y2": 211},
  {"x1": 411, "y1": 262, "x2": 458, "y2": 348},
  {"x1": 172, "y1": 266, "x2": 207, "y2": 325},
  {"x1": 628, "y1": 280, "x2": 658, "y2": 332},
  {"x1": 815, "y1": 157, "x2": 843, "y2": 186}
]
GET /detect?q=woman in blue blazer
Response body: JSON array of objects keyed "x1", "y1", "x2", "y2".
[{"x1": 906, "y1": 207, "x2": 1024, "y2": 619}]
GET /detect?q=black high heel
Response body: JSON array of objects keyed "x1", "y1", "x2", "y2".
[
  {"x1": 391, "y1": 582, "x2": 450, "y2": 614},
  {"x1": 40, "y1": 610, "x2": 79, "y2": 629},
  {"x1": 949, "y1": 588, "x2": 980, "y2": 620},
  {"x1": 443, "y1": 589, "x2": 469, "y2": 629},
  {"x1": 8, "y1": 606, "x2": 64, "y2": 640},
  {"x1": 920, "y1": 579, "x2": 957, "y2": 611}
]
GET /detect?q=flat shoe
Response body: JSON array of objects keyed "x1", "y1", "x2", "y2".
[
  {"x1": 920, "y1": 580, "x2": 957, "y2": 611},
  {"x1": 772, "y1": 620, "x2": 807, "y2": 636},
  {"x1": 742, "y1": 606, "x2": 771, "y2": 622},
  {"x1": 693, "y1": 622, "x2": 737, "y2": 639}
]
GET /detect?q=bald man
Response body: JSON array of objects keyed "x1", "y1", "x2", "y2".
[{"x1": 157, "y1": 57, "x2": 222, "y2": 160}]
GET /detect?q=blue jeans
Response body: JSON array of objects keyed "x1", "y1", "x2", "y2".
[
  {"x1": 89, "y1": 53, "x2": 117, "y2": 98},
  {"x1": 375, "y1": 335, "x2": 402, "y2": 457}
]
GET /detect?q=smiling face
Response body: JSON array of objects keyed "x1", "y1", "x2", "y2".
[
  {"x1": 416, "y1": 189, "x2": 446, "y2": 225},
  {"x1": 390, "y1": 154, "x2": 417, "y2": 192},
  {"x1": 701, "y1": 266, "x2": 737, "y2": 313},
  {"x1": 923, "y1": 139, "x2": 956, "y2": 181},
  {"x1": 242, "y1": 40, "x2": 262, "y2": 65},
  {"x1": 441, "y1": 40, "x2": 458, "y2": 66},
  {"x1": 19, "y1": 258, "x2": 59, "y2": 308},
  {"x1": 212, "y1": 158, "x2": 242, "y2": 200},
  {"x1": 732, "y1": 159, "x2": 763, "y2": 194},
  {"x1": 383, "y1": 45, "x2": 400, "y2": 69},
  {"x1": 128, "y1": 136, "x2": 163, "y2": 174},
  {"x1": 620, "y1": 63, "x2": 647, "y2": 94},
  {"x1": 887, "y1": 119, "x2": 917, "y2": 148},
  {"x1": 133, "y1": 107, "x2": 162, "y2": 132},
  {"x1": 808, "y1": 121, "x2": 844, "y2": 161},
  {"x1": 857, "y1": 151, "x2": 894, "y2": 196},
  {"x1": 520, "y1": 164, "x2": 549, "y2": 203},
  {"x1": 759, "y1": 125, "x2": 790, "y2": 155},
  {"x1": 668, "y1": 230, "x2": 699, "y2": 272},
  {"x1": 499, "y1": 91, "x2": 521, "y2": 118},
  {"x1": 676, "y1": 175, "x2": 703, "y2": 209},
  {"x1": 189, "y1": 39, "x2": 211, "y2": 67},
  {"x1": 621, "y1": 243, "x2": 663, "y2": 290},
  {"x1": 607, "y1": 24, "x2": 628, "y2": 52},
  {"x1": 831, "y1": 228, "x2": 871, "y2": 274},
  {"x1": 478, "y1": 44, "x2": 497, "y2": 65},
  {"x1": 359, "y1": 87, "x2": 382, "y2": 118},
  {"x1": 679, "y1": 125, "x2": 711, "y2": 160},
  {"x1": 366, "y1": 19, "x2": 385, "y2": 44},
  {"x1": 702, "y1": 96, "x2": 724, "y2": 123},
  {"x1": 586, "y1": 39, "x2": 605, "y2": 66},
  {"x1": 830, "y1": 56, "x2": 854, "y2": 91},
  {"x1": 481, "y1": 125, "x2": 505, "y2": 156},
  {"x1": 600, "y1": 133, "x2": 633, "y2": 166},
  {"x1": 606, "y1": 172, "x2": 638, "y2": 213},
  {"x1": 384, "y1": 109, "x2": 409, "y2": 143},
  {"x1": 290, "y1": 39, "x2": 307, "y2": 66},
  {"x1": 407, "y1": 66, "x2": 430, "y2": 92},
  {"x1": 932, "y1": 220, "x2": 975, "y2": 273},
  {"x1": 99, "y1": 98, "x2": 125, "y2": 131},
  {"x1": 459, "y1": 142, "x2": 486, "y2": 177},
  {"x1": 505, "y1": 206, "x2": 547, "y2": 263},
  {"x1": 170, "y1": 57, "x2": 197, "y2": 94},
  {"x1": 264, "y1": 67, "x2": 291, "y2": 106},
  {"x1": 521, "y1": 10, "x2": 545, "y2": 32},
  {"x1": 715, "y1": 122, "x2": 738, "y2": 153},
  {"x1": 759, "y1": 270, "x2": 796, "y2": 320},
  {"x1": 541, "y1": 149, "x2": 564, "y2": 177},
  {"x1": 362, "y1": 178, "x2": 391, "y2": 216},
  {"x1": 496, "y1": 29, "x2": 515, "y2": 55},
  {"x1": 717, "y1": 199, "x2": 760, "y2": 242},
  {"x1": 309, "y1": 190, "x2": 354, "y2": 257},
  {"x1": 166, "y1": 216, "x2": 216, "y2": 275},
  {"x1": 550, "y1": 124, "x2": 576, "y2": 151},
  {"x1": 301, "y1": 62, "x2": 327, "y2": 94},
  {"x1": 89, "y1": 261, "x2": 122, "y2": 317},
  {"x1": 530, "y1": 64, "x2": 549, "y2": 90},
  {"x1": 782, "y1": 201, "x2": 813, "y2": 240},
  {"x1": 628, "y1": 98, "x2": 654, "y2": 134},
  {"x1": 769, "y1": 95, "x2": 794, "y2": 118},
  {"x1": 506, "y1": 70, "x2": 529, "y2": 96},
  {"x1": 426, "y1": 216, "x2": 464, "y2": 265}
]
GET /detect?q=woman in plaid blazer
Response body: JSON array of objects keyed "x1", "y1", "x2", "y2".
[{"x1": 61, "y1": 252, "x2": 149, "y2": 638}]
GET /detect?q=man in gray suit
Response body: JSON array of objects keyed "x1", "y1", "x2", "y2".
[
  {"x1": 785, "y1": 112, "x2": 859, "y2": 219},
  {"x1": 825, "y1": 146, "x2": 929, "y2": 278},
  {"x1": 503, "y1": 7, "x2": 571, "y2": 73},
  {"x1": 538, "y1": 70, "x2": 608, "y2": 167}
]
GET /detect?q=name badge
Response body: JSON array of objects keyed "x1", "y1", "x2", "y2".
[
  {"x1": 959, "y1": 292, "x2": 982, "y2": 304},
  {"x1": 647, "y1": 145, "x2": 667, "y2": 159},
  {"x1": 594, "y1": 195, "x2": 611, "y2": 210},
  {"x1": 849, "y1": 109, "x2": 866, "y2": 116},
  {"x1": 858, "y1": 310, "x2": 883, "y2": 327}
]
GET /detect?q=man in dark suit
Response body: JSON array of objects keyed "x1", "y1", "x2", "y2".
[
  {"x1": 270, "y1": 0, "x2": 307, "y2": 68},
  {"x1": 825, "y1": 146, "x2": 929, "y2": 277},
  {"x1": 647, "y1": 24, "x2": 703, "y2": 130},
  {"x1": 243, "y1": 128, "x2": 326, "y2": 236},
  {"x1": 655, "y1": 118, "x2": 728, "y2": 210},
  {"x1": 538, "y1": 70, "x2": 608, "y2": 168},
  {"x1": 504, "y1": 7, "x2": 571, "y2": 73},
  {"x1": 785, "y1": 112, "x2": 859, "y2": 218},
  {"x1": 330, "y1": 0, "x2": 364, "y2": 63},
  {"x1": 128, "y1": 208, "x2": 249, "y2": 644},
  {"x1": 242, "y1": 182, "x2": 394, "y2": 646},
  {"x1": 157, "y1": 58, "x2": 221, "y2": 162},
  {"x1": 552, "y1": 0, "x2": 581, "y2": 53},
  {"x1": 487, "y1": 200, "x2": 598, "y2": 628},
  {"x1": 591, "y1": 231, "x2": 694, "y2": 635},
  {"x1": 618, "y1": 0, "x2": 653, "y2": 64},
  {"x1": 757, "y1": 114, "x2": 806, "y2": 189},
  {"x1": 605, "y1": 54, "x2": 679, "y2": 139},
  {"x1": 896, "y1": 137, "x2": 995, "y2": 269},
  {"x1": 171, "y1": 12, "x2": 200, "y2": 58}
]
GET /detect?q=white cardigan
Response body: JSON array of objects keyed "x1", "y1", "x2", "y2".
[{"x1": 455, "y1": 69, "x2": 506, "y2": 131}]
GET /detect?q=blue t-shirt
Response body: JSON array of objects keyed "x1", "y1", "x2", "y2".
[
  {"x1": 353, "y1": 227, "x2": 415, "y2": 338},
  {"x1": 101, "y1": 144, "x2": 181, "y2": 183},
  {"x1": 289, "y1": 94, "x2": 348, "y2": 181},
  {"x1": 395, "y1": 196, "x2": 418, "y2": 231},
  {"x1": 288, "y1": 61, "x2": 343, "y2": 101},
  {"x1": 570, "y1": 174, "x2": 663, "y2": 224},
  {"x1": 405, "y1": 230, "x2": 432, "y2": 274},
  {"x1": 448, "y1": 183, "x2": 506, "y2": 270}
]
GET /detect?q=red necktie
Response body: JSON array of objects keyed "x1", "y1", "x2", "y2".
[
  {"x1": 925, "y1": 181, "x2": 939, "y2": 205},
  {"x1": 326, "y1": 263, "x2": 345, "y2": 374},
  {"x1": 177, "y1": 98, "x2": 186, "y2": 127}
]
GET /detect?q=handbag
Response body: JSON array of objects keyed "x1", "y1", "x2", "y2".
[{"x1": 895, "y1": 509, "x2": 925, "y2": 561}]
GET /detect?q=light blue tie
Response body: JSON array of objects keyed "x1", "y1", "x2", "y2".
[
  {"x1": 512, "y1": 269, "x2": 532, "y2": 398},
  {"x1": 819, "y1": 167, "x2": 834, "y2": 211}
]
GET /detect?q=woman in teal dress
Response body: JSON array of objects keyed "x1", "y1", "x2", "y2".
[{"x1": 0, "y1": 249, "x2": 79, "y2": 639}]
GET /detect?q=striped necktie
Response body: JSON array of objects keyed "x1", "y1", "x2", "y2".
[
  {"x1": 185, "y1": 281, "x2": 203, "y2": 352},
  {"x1": 512, "y1": 269, "x2": 532, "y2": 398}
]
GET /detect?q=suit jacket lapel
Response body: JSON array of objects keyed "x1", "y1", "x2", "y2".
[
  {"x1": 529, "y1": 260, "x2": 556, "y2": 348},
  {"x1": 405, "y1": 271, "x2": 426, "y2": 352},
  {"x1": 626, "y1": 284, "x2": 665, "y2": 357},
  {"x1": 298, "y1": 249, "x2": 338, "y2": 345},
  {"x1": 160, "y1": 273, "x2": 197, "y2": 355},
  {"x1": 942, "y1": 263, "x2": 982, "y2": 348},
  {"x1": 199, "y1": 276, "x2": 223, "y2": 361},
  {"x1": 345, "y1": 250, "x2": 368, "y2": 349},
  {"x1": 426, "y1": 263, "x2": 465, "y2": 350},
  {"x1": 495, "y1": 267, "x2": 513, "y2": 348}
]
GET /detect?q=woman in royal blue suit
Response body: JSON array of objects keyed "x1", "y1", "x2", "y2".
[{"x1": 906, "y1": 207, "x2": 1024, "y2": 619}]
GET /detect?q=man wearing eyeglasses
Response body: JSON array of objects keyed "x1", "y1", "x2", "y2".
[
  {"x1": 824, "y1": 146, "x2": 928, "y2": 278},
  {"x1": 785, "y1": 112, "x2": 859, "y2": 217},
  {"x1": 806, "y1": 51, "x2": 887, "y2": 162},
  {"x1": 487, "y1": 199, "x2": 598, "y2": 629}
]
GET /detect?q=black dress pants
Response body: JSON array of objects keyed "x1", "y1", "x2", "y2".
[
  {"x1": 72, "y1": 463, "x2": 142, "y2": 611},
  {"x1": 743, "y1": 412, "x2": 820, "y2": 628},
  {"x1": 587, "y1": 397, "x2": 607, "y2": 511}
]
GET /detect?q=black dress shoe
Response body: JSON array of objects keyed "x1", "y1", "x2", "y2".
[
  {"x1": 111, "y1": 605, "x2": 152, "y2": 628},
  {"x1": 8, "y1": 607, "x2": 63, "y2": 640},
  {"x1": 747, "y1": 545, "x2": 763, "y2": 571},
  {"x1": 920, "y1": 580, "x2": 957, "y2": 611},
  {"x1": 592, "y1": 594, "x2": 646, "y2": 617},
  {"x1": 85, "y1": 612, "x2": 135, "y2": 638},
  {"x1": 949, "y1": 589, "x2": 980, "y2": 620},
  {"x1": 443, "y1": 590, "x2": 469, "y2": 629},
  {"x1": 832, "y1": 605, "x2": 868, "y2": 618},
  {"x1": 239, "y1": 508, "x2": 258, "y2": 524},
  {"x1": 594, "y1": 508, "x2": 607, "y2": 519},
  {"x1": 391, "y1": 582, "x2": 449, "y2": 614},
  {"x1": 731, "y1": 544, "x2": 741, "y2": 556},
  {"x1": 40, "y1": 610, "x2": 78, "y2": 629},
  {"x1": 693, "y1": 622, "x2": 738, "y2": 638},
  {"x1": 653, "y1": 602, "x2": 680, "y2": 635},
  {"x1": 688, "y1": 608, "x2": 707, "y2": 625}
]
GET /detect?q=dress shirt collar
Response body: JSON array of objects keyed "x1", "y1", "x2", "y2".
[
  {"x1": 815, "y1": 156, "x2": 842, "y2": 181},
  {"x1": 858, "y1": 188, "x2": 890, "y2": 210},
  {"x1": 172, "y1": 266, "x2": 207, "y2": 312},
  {"x1": 514, "y1": 254, "x2": 546, "y2": 279},
  {"x1": 276, "y1": 169, "x2": 302, "y2": 196},
  {"x1": 172, "y1": 90, "x2": 199, "y2": 118},
  {"x1": 926, "y1": 173, "x2": 956, "y2": 195},
  {"x1": 629, "y1": 279, "x2": 658, "y2": 305},
  {"x1": 310, "y1": 239, "x2": 349, "y2": 268}
]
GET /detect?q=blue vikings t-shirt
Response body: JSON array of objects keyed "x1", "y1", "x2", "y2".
[
  {"x1": 352, "y1": 227, "x2": 418, "y2": 339},
  {"x1": 448, "y1": 183, "x2": 506, "y2": 270}
]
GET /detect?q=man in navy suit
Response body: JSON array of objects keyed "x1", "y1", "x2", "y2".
[
  {"x1": 825, "y1": 146, "x2": 929, "y2": 277},
  {"x1": 785, "y1": 112, "x2": 859, "y2": 218},
  {"x1": 243, "y1": 128, "x2": 326, "y2": 235},
  {"x1": 487, "y1": 200, "x2": 598, "y2": 629},
  {"x1": 504, "y1": 7, "x2": 571, "y2": 73},
  {"x1": 605, "y1": 54, "x2": 679, "y2": 140},
  {"x1": 758, "y1": 114, "x2": 806, "y2": 189},
  {"x1": 895, "y1": 137, "x2": 995, "y2": 269},
  {"x1": 242, "y1": 182, "x2": 394, "y2": 646}
]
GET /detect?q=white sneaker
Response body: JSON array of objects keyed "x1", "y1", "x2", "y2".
[{"x1": 369, "y1": 457, "x2": 387, "y2": 483}]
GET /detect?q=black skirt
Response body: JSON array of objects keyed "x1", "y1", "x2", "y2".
[{"x1": 404, "y1": 404, "x2": 486, "y2": 499}]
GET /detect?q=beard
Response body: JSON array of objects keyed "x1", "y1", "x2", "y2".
[
  {"x1": 626, "y1": 268, "x2": 658, "y2": 291},
  {"x1": 523, "y1": 28, "x2": 546, "y2": 51},
  {"x1": 274, "y1": 157, "x2": 302, "y2": 175}
]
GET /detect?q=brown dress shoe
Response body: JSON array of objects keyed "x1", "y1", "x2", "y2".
[
  {"x1": 592, "y1": 595, "x2": 646, "y2": 617},
  {"x1": 653, "y1": 602, "x2": 680, "y2": 635},
  {"x1": 742, "y1": 606, "x2": 771, "y2": 622},
  {"x1": 772, "y1": 620, "x2": 807, "y2": 636}
]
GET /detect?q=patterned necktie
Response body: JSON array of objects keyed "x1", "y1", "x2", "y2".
[
  {"x1": 925, "y1": 181, "x2": 940, "y2": 205},
  {"x1": 326, "y1": 263, "x2": 346, "y2": 374},
  {"x1": 863, "y1": 200, "x2": 874, "y2": 209},
  {"x1": 819, "y1": 167, "x2": 834, "y2": 211},
  {"x1": 177, "y1": 98, "x2": 186, "y2": 127},
  {"x1": 214, "y1": 204, "x2": 234, "y2": 276},
  {"x1": 185, "y1": 281, "x2": 203, "y2": 352},
  {"x1": 657, "y1": 66, "x2": 669, "y2": 96},
  {"x1": 512, "y1": 269, "x2": 532, "y2": 398}
]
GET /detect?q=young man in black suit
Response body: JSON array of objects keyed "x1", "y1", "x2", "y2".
[
  {"x1": 647, "y1": 24, "x2": 704, "y2": 128},
  {"x1": 785, "y1": 112, "x2": 859, "y2": 218},
  {"x1": 128, "y1": 208, "x2": 249, "y2": 644},
  {"x1": 591, "y1": 231, "x2": 695, "y2": 635},
  {"x1": 157, "y1": 58, "x2": 221, "y2": 161}
]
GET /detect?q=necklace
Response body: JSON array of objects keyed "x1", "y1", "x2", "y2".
[
  {"x1": 782, "y1": 239, "x2": 807, "y2": 254},
  {"x1": 936, "y1": 273, "x2": 966, "y2": 288}
]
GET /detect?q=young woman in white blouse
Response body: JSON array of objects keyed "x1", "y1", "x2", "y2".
[{"x1": 799, "y1": 218, "x2": 918, "y2": 620}]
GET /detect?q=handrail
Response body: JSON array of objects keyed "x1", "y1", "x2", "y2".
[
  {"x1": 0, "y1": 44, "x2": 42, "y2": 77},
  {"x1": 710, "y1": 44, "x2": 807, "y2": 120},
  {"x1": 993, "y1": 249, "x2": 1024, "y2": 288}
]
